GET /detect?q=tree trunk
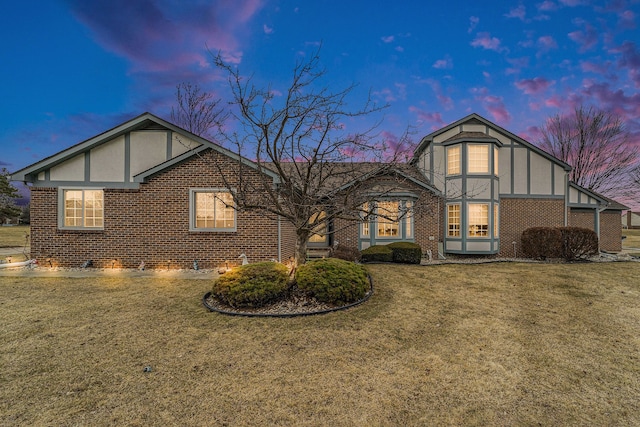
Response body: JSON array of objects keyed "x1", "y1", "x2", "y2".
[{"x1": 293, "y1": 231, "x2": 310, "y2": 270}]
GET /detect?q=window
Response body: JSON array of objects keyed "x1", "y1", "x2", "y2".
[
  {"x1": 447, "y1": 204, "x2": 460, "y2": 237},
  {"x1": 376, "y1": 201, "x2": 400, "y2": 237},
  {"x1": 447, "y1": 145, "x2": 461, "y2": 175},
  {"x1": 494, "y1": 204, "x2": 499, "y2": 237},
  {"x1": 309, "y1": 211, "x2": 327, "y2": 244},
  {"x1": 468, "y1": 144, "x2": 489, "y2": 173},
  {"x1": 190, "y1": 190, "x2": 235, "y2": 231},
  {"x1": 61, "y1": 189, "x2": 104, "y2": 229},
  {"x1": 494, "y1": 146, "x2": 499, "y2": 175},
  {"x1": 404, "y1": 201, "x2": 414, "y2": 238},
  {"x1": 361, "y1": 203, "x2": 370, "y2": 236},
  {"x1": 468, "y1": 203, "x2": 489, "y2": 237}
]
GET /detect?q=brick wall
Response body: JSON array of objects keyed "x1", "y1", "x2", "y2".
[
  {"x1": 499, "y1": 198, "x2": 565, "y2": 257},
  {"x1": 30, "y1": 149, "x2": 285, "y2": 269},
  {"x1": 600, "y1": 210, "x2": 623, "y2": 252},
  {"x1": 567, "y1": 208, "x2": 623, "y2": 252},
  {"x1": 568, "y1": 209, "x2": 595, "y2": 230}
]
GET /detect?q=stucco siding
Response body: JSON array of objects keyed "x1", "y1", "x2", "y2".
[
  {"x1": 130, "y1": 131, "x2": 167, "y2": 179},
  {"x1": 513, "y1": 148, "x2": 528, "y2": 194},
  {"x1": 49, "y1": 154, "x2": 84, "y2": 181},
  {"x1": 530, "y1": 151, "x2": 552, "y2": 194},
  {"x1": 90, "y1": 136, "x2": 125, "y2": 182}
]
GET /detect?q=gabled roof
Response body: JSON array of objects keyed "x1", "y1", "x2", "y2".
[
  {"x1": 410, "y1": 113, "x2": 572, "y2": 171},
  {"x1": 568, "y1": 182, "x2": 630, "y2": 211},
  {"x1": 267, "y1": 161, "x2": 440, "y2": 196},
  {"x1": 10, "y1": 112, "x2": 280, "y2": 184}
]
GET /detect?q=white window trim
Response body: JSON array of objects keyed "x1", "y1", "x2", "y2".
[
  {"x1": 58, "y1": 187, "x2": 105, "y2": 230},
  {"x1": 189, "y1": 188, "x2": 237, "y2": 232}
]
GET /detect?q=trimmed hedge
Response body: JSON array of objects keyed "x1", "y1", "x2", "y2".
[
  {"x1": 330, "y1": 245, "x2": 362, "y2": 262},
  {"x1": 521, "y1": 227, "x2": 563, "y2": 259},
  {"x1": 296, "y1": 258, "x2": 369, "y2": 305},
  {"x1": 387, "y1": 242, "x2": 422, "y2": 264},
  {"x1": 361, "y1": 245, "x2": 393, "y2": 263},
  {"x1": 521, "y1": 226, "x2": 599, "y2": 261},
  {"x1": 558, "y1": 226, "x2": 599, "y2": 261},
  {"x1": 212, "y1": 262, "x2": 290, "y2": 308}
]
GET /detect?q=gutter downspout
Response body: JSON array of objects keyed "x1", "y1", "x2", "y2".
[
  {"x1": 564, "y1": 174, "x2": 569, "y2": 226},
  {"x1": 277, "y1": 215, "x2": 282, "y2": 263}
]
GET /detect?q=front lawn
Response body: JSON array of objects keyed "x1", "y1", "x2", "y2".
[
  {"x1": 624, "y1": 228, "x2": 640, "y2": 249},
  {"x1": 1, "y1": 262, "x2": 640, "y2": 425}
]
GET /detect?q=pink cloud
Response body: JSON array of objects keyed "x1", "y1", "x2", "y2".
[
  {"x1": 618, "y1": 10, "x2": 636, "y2": 28},
  {"x1": 580, "y1": 60, "x2": 613, "y2": 76},
  {"x1": 263, "y1": 24, "x2": 274, "y2": 34},
  {"x1": 506, "y1": 57, "x2": 530, "y2": 75},
  {"x1": 537, "y1": 35, "x2": 558, "y2": 50},
  {"x1": 374, "y1": 83, "x2": 407, "y2": 103},
  {"x1": 67, "y1": 0, "x2": 264, "y2": 85},
  {"x1": 432, "y1": 56, "x2": 453, "y2": 69},
  {"x1": 568, "y1": 21, "x2": 598, "y2": 52},
  {"x1": 468, "y1": 16, "x2": 480, "y2": 33},
  {"x1": 483, "y1": 96, "x2": 511, "y2": 124},
  {"x1": 559, "y1": 0, "x2": 585, "y2": 6},
  {"x1": 505, "y1": 5, "x2": 526, "y2": 20},
  {"x1": 470, "y1": 87, "x2": 511, "y2": 124},
  {"x1": 408, "y1": 107, "x2": 445, "y2": 127},
  {"x1": 612, "y1": 41, "x2": 640, "y2": 87},
  {"x1": 538, "y1": 1, "x2": 558, "y2": 11},
  {"x1": 381, "y1": 35, "x2": 395, "y2": 43},
  {"x1": 515, "y1": 77, "x2": 553, "y2": 95},
  {"x1": 471, "y1": 32, "x2": 509, "y2": 53}
]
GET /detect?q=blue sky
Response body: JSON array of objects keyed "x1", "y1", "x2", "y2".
[{"x1": 2, "y1": 0, "x2": 639, "y2": 182}]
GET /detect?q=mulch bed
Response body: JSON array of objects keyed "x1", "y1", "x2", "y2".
[{"x1": 203, "y1": 280, "x2": 374, "y2": 317}]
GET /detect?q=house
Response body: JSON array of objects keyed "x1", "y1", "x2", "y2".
[
  {"x1": 10, "y1": 112, "x2": 628, "y2": 268},
  {"x1": 622, "y1": 211, "x2": 640, "y2": 229}
]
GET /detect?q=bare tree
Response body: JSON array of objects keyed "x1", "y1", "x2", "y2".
[
  {"x1": 171, "y1": 82, "x2": 226, "y2": 139},
  {"x1": 538, "y1": 105, "x2": 638, "y2": 198},
  {"x1": 209, "y1": 50, "x2": 411, "y2": 268}
]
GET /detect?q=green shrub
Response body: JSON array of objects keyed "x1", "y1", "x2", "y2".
[
  {"x1": 558, "y1": 227, "x2": 599, "y2": 261},
  {"x1": 387, "y1": 242, "x2": 422, "y2": 264},
  {"x1": 521, "y1": 227, "x2": 563, "y2": 259},
  {"x1": 212, "y1": 262, "x2": 290, "y2": 308},
  {"x1": 360, "y1": 245, "x2": 393, "y2": 263},
  {"x1": 330, "y1": 245, "x2": 362, "y2": 262},
  {"x1": 296, "y1": 258, "x2": 369, "y2": 305}
]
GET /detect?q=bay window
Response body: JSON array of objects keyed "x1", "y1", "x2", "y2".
[
  {"x1": 447, "y1": 204, "x2": 460, "y2": 237},
  {"x1": 376, "y1": 201, "x2": 400, "y2": 237},
  {"x1": 468, "y1": 144, "x2": 489, "y2": 174},
  {"x1": 468, "y1": 203, "x2": 489, "y2": 237},
  {"x1": 447, "y1": 145, "x2": 461, "y2": 175},
  {"x1": 359, "y1": 200, "x2": 414, "y2": 241}
]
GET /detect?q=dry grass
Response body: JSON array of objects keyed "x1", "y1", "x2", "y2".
[
  {"x1": 0, "y1": 225, "x2": 30, "y2": 260},
  {"x1": 623, "y1": 229, "x2": 640, "y2": 249},
  {"x1": 1, "y1": 262, "x2": 640, "y2": 426}
]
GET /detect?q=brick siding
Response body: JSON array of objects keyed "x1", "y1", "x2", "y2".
[
  {"x1": 30, "y1": 149, "x2": 290, "y2": 269},
  {"x1": 499, "y1": 198, "x2": 565, "y2": 257},
  {"x1": 599, "y1": 210, "x2": 623, "y2": 252}
]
